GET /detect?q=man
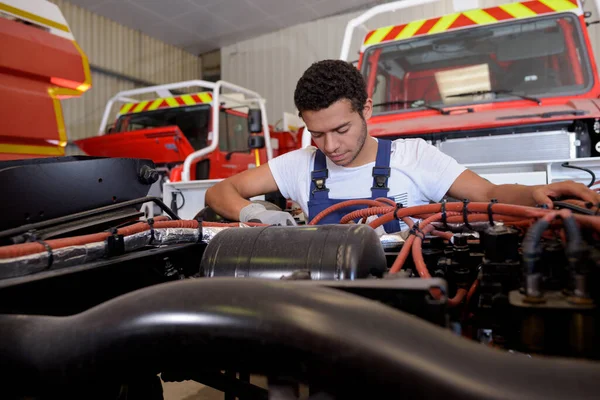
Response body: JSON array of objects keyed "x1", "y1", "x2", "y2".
[{"x1": 205, "y1": 60, "x2": 599, "y2": 228}]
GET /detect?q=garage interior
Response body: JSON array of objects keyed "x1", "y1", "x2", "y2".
[{"x1": 2, "y1": 0, "x2": 600, "y2": 399}]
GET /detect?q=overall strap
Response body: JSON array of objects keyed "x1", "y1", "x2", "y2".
[
  {"x1": 310, "y1": 149, "x2": 330, "y2": 200},
  {"x1": 371, "y1": 139, "x2": 392, "y2": 199}
]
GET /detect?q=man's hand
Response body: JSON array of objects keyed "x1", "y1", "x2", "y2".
[
  {"x1": 448, "y1": 170, "x2": 600, "y2": 207},
  {"x1": 205, "y1": 163, "x2": 281, "y2": 222},
  {"x1": 531, "y1": 180, "x2": 600, "y2": 208},
  {"x1": 239, "y1": 203, "x2": 297, "y2": 226}
]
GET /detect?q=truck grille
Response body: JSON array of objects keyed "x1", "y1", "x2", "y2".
[{"x1": 435, "y1": 130, "x2": 575, "y2": 164}]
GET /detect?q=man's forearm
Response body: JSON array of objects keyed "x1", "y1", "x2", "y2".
[
  {"x1": 486, "y1": 184, "x2": 541, "y2": 207},
  {"x1": 205, "y1": 181, "x2": 252, "y2": 221}
]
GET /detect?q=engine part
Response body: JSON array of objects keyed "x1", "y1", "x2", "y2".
[
  {"x1": 479, "y1": 225, "x2": 521, "y2": 308},
  {"x1": 0, "y1": 157, "x2": 157, "y2": 232},
  {"x1": 509, "y1": 289, "x2": 597, "y2": 358},
  {"x1": 200, "y1": 225, "x2": 387, "y2": 280},
  {"x1": 477, "y1": 225, "x2": 522, "y2": 343},
  {"x1": 1, "y1": 278, "x2": 600, "y2": 399}
]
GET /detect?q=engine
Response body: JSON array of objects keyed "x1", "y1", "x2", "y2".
[{"x1": 1, "y1": 156, "x2": 599, "y2": 399}]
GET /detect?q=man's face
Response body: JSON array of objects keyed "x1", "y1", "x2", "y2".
[{"x1": 301, "y1": 99, "x2": 373, "y2": 167}]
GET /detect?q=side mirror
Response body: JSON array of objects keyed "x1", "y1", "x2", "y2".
[{"x1": 247, "y1": 109, "x2": 262, "y2": 133}]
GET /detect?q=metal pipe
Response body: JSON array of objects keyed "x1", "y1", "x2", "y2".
[{"x1": 182, "y1": 80, "x2": 273, "y2": 181}]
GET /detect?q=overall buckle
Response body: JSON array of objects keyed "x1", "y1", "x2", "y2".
[
  {"x1": 311, "y1": 169, "x2": 329, "y2": 194},
  {"x1": 372, "y1": 166, "x2": 391, "y2": 190}
]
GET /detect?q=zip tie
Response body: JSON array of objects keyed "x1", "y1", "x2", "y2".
[
  {"x1": 37, "y1": 240, "x2": 53, "y2": 270},
  {"x1": 487, "y1": 199, "x2": 498, "y2": 226},
  {"x1": 393, "y1": 203, "x2": 404, "y2": 221},
  {"x1": 440, "y1": 199, "x2": 448, "y2": 230},
  {"x1": 409, "y1": 221, "x2": 425, "y2": 240},
  {"x1": 462, "y1": 199, "x2": 473, "y2": 230}
]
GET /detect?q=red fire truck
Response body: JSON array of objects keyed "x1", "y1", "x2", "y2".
[
  {"x1": 75, "y1": 81, "x2": 304, "y2": 182},
  {"x1": 340, "y1": 0, "x2": 600, "y2": 190}
]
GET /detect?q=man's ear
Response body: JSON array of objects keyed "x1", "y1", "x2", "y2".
[{"x1": 363, "y1": 98, "x2": 373, "y2": 120}]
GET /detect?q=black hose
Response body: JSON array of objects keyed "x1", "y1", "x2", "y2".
[
  {"x1": 1, "y1": 279, "x2": 600, "y2": 399},
  {"x1": 522, "y1": 218, "x2": 550, "y2": 275},
  {"x1": 561, "y1": 162, "x2": 596, "y2": 187},
  {"x1": 561, "y1": 214, "x2": 582, "y2": 262},
  {"x1": 553, "y1": 201, "x2": 596, "y2": 215}
]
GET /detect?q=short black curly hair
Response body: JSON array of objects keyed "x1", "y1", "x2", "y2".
[{"x1": 294, "y1": 59, "x2": 367, "y2": 118}]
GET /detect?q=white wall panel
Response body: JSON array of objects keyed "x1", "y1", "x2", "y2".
[
  {"x1": 585, "y1": 1, "x2": 600, "y2": 69},
  {"x1": 222, "y1": 0, "x2": 600, "y2": 122},
  {"x1": 47, "y1": 0, "x2": 202, "y2": 153}
]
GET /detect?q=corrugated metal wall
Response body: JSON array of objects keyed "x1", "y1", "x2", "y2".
[
  {"x1": 222, "y1": 0, "x2": 600, "y2": 121},
  {"x1": 48, "y1": 0, "x2": 202, "y2": 153}
]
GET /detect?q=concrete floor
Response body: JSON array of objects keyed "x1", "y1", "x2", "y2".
[
  {"x1": 161, "y1": 380, "x2": 222, "y2": 400},
  {"x1": 161, "y1": 376, "x2": 270, "y2": 400}
]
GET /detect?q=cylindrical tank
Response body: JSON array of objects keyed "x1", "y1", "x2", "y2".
[{"x1": 200, "y1": 225, "x2": 387, "y2": 280}]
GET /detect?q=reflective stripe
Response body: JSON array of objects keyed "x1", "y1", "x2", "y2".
[
  {"x1": 463, "y1": 9, "x2": 497, "y2": 25},
  {"x1": 147, "y1": 99, "x2": 163, "y2": 111},
  {"x1": 117, "y1": 91, "x2": 214, "y2": 115},
  {"x1": 361, "y1": 0, "x2": 580, "y2": 50},
  {"x1": 0, "y1": 2, "x2": 70, "y2": 32},
  {"x1": 120, "y1": 103, "x2": 134, "y2": 114},
  {"x1": 180, "y1": 94, "x2": 196, "y2": 105},
  {"x1": 132, "y1": 101, "x2": 150, "y2": 113},
  {"x1": 47, "y1": 87, "x2": 80, "y2": 149},
  {"x1": 199, "y1": 92, "x2": 213, "y2": 103},
  {"x1": 429, "y1": 13, "x2": 460, "y2": 34},
  {"x1": 0, "y1": 143, "x2": 64, "y2": 156},
  {"x1": 499, "y1": 2, "x2": 537, "y2": 18},
  {"x1": 165, "y1": 97, "x2": 179, "y2": 107},
  {"x1": 539, "y1": 0, "x2": 578, "y2": 11},
  {"x1": 365, "y1": 25, "x2": 394, "y2": 46},
  {"x1": 71, "y1": 41, "x2": 92, "y2": 92},
  {"x1": 396, "y1": 19, "x2": 426, "y2": 39}
]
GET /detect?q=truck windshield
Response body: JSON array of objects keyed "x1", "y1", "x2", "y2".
[
  {"x1": 362, "y1": 13, "x2": 593, "y2": 115},
  {"x1": 114, "y1": 105, "x2": 211, "y2": 150}
]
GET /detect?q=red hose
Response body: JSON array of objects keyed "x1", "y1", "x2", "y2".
[
  {"x1": 466, "y1": 279, "x2": 480, "y2": 305},
  {"x1": 376, "y1": 202, "x2": 551, "y2": 228},
  {"x1": 0, "y1": 219, "x2": 267, "y2": 258},
  {"x1": 447, "y1": 289, "x2": 468, "y2": 308},
  {"x1": 309, "y1": 199, "x2": 394, "y2": 225},
  {"x1": 375, "y1": 197, "x2": 396, "y2": 207}
]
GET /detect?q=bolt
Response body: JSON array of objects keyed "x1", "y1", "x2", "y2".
[{"x1": 138, "y1": 165, "x2": 159, "y2": 184}]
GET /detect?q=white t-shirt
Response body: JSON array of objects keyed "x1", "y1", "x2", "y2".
[{"x1": 268, "y1": 137, "x2": 466, "y2": 220}]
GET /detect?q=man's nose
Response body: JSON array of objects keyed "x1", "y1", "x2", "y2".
[{"x1": 323, "y1": 134, "x2": 338, "y2": 153}]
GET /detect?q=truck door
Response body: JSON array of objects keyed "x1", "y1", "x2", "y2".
[{"x1": 209, "y1": 109, "x2": 258, "y2": 179}]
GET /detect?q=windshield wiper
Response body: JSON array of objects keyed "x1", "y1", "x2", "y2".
[
  {"x1": 372, "y1": 100, "x2": 446, "y2": 115},
  {"x1": 446, "y1": 89, "x2": 541, "y2": 105}
]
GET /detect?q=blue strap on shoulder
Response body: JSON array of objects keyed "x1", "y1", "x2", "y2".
[
  {"x1": 371, "y1": 139, "x2": 392, "y2": 199},
  {"x1": 310, "y1": 150, "x2": 330, "y2": 200}
]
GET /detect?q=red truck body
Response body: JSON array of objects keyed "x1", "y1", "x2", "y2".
[
  {"x1": 75, "y1": 91, "x2": 302, "y2": 181},
  {"x1": 354, "y1": 0, "x2": 600, "y2": 168}
]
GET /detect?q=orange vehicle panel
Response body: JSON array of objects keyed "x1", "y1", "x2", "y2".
[{"x1": 0, "y1": 17, "x2": 90, "y2": 159}]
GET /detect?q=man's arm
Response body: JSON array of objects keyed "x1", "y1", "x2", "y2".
[
  {"x1": 205, "y1": 163, "x2": 280, "y2": 221},
  {"x1": 447, "y1": 169, "x2": 600, "y2": 207}
]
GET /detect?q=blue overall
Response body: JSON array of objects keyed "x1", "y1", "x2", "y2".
[{"x1": 307, "y1": 139, "x2": 401, "y2": 233}]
